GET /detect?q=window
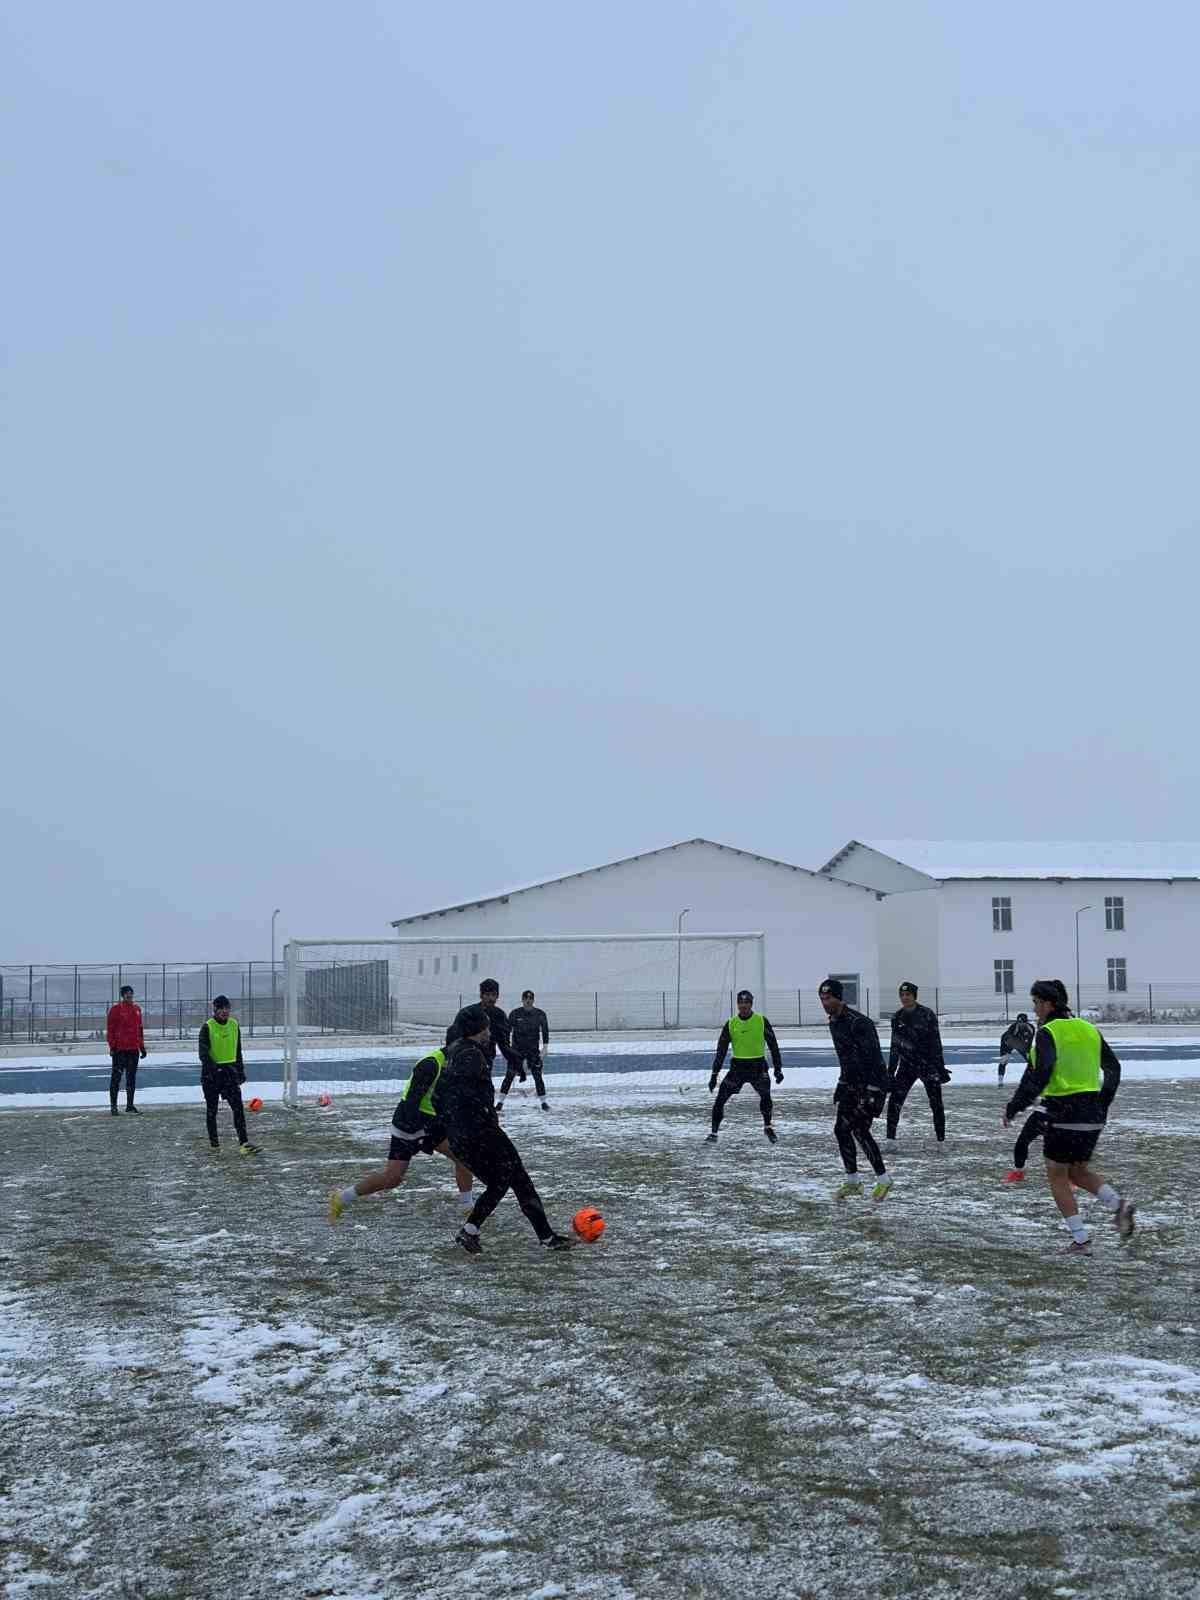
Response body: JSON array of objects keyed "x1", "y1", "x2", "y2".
[
  {"x1": 1107, "y1": 957, "x2": 1127, "y2": 993},
  {"x1": 992, "y1": 897, "x2": 1012, "y2": 932},
  {"x1": 1105, "y1": 896, "x2": 1125, "y2": 932},
  {"x1": 994, "y1": 959, "x2": 1014, "y2": 995},
  {"x1": 471, "y1": 953, "x2": 479, "y2": 973},
  {"x1": 433, "y1": 958, "x2": 440, "y2": 976},
  {"x1": 417, "y1": 959, "x2": 424, "y2": 977},
  {"x1": 829, "y1": 973, "x2": 859, "y2": 1008},
  {"x1": 452, "y1": 955, "x2": 459, "y2": 974}
]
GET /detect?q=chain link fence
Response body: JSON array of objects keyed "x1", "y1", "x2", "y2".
[{"x1": 5, "y1": 962, "x2": 1200, "y2": 1043}]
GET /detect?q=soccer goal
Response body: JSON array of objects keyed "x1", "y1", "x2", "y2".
[{"x1": 282, "y1": 932, "x2": 766, "y2": 1107}]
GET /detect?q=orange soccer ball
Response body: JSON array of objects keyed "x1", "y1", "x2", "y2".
[
  {"x1": 248, "y1": 1097, "x2": 263, "y2": 1113},
  {"x1": 317, "y1": 1093, "x2": 332, "y2": 1108},
  {"x1": 572, "y1": 1207, "x2": 605, "y2": 1242}
]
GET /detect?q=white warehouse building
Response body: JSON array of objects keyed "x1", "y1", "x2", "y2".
[
  {"x1": 820, "y1": 840, "x2": 1200, "y2": 1020},
  {"x1": 387, "y1": 838, "x2": 881, "y2": 1029}
]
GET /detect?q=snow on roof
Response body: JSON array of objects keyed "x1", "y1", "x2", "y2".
[
  {"x1": 843, "y1": 839, "x2": 1200, "y2": 882},
  {"x1": 390, "y1": 837, "x2": 875, "y2": 925}
]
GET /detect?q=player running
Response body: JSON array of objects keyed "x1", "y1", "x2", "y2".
[
  {"x1": 1002, "y1": 979, "x2": 1135, "y2": 1254},
  {"x1": 819, "y1": 978, "x2": 893, "y2": 1202},
  {"x1": 705, "y1": 990, "x2": 783, "y2": 1144},
  {"x1": 885, "y1": 982, "x2": 949, "y2": 1144},
  {"x1": 434, "y1": 1005, "x2": 573, "y2": 1255},
  {"x1": 997, "y1": 1012, "x2": 1035, "y2": 1085},
  {"x1": 328, "y1": 1044, "x2": 474, "y2": 1222},
  {"x1": 1002, "y1": 1107, "x2": 1048, "y2": 1184},
  {"x1": 503, "y1": 989, "x2": 551, "y2": 1111}
]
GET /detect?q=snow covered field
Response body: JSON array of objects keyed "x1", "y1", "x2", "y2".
[{"x1": 2, "y1": 1075, "x2": 1198, "y2": 1598}]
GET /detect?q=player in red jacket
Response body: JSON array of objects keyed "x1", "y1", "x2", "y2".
[{"x1": 106, "y1": 985, "x2": 147, "y2": 1115}]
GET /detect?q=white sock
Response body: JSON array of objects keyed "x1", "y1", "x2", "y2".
[
  {"x1": 462, "y1": 1221, "x2": 480, "y2": 1235},
  {"x1": 1066, "y1": 1212, "x2": 1089, "y2": 1241},
  {"x1": 340, "y1": 1186, "x2": 357, "y2": 1206},
  {"x1": 456, "y1": 1190, "x2": 474, "y2": 1209},
  {"x1": 1095, "y1": 1183, "x2": 1121, "y2": 1213}
]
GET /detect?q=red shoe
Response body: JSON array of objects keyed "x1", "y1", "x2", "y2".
[{"x1": 1002, "y1": 1168, "x2": 1025, "y2": 1184}]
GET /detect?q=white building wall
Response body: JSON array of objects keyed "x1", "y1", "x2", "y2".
[
  {"x1": 823, "y1": 844, "x2": 935, "y2": 894},
  {"x1": 877, "y1": 889, "x2": 941, "y2": 1004},
  {"x1": 933, "y1": 878, "x2": 1200, "y2": 1002},
  {"x1": 393, "y1": 841, "x2": 881, "y2": 1010}
]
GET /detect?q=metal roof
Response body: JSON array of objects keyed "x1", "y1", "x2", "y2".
[
  {"x1": 822, "y1": 839, "x2": 1200, "y2": 883},
  {"x1": 390, "y1": 837, "x2": 877, "y2": 925}
]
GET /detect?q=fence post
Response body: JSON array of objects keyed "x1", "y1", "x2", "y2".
[
  {"x1": 73, "y1": 965, "x2": 79, "y2": 1041},
  {"x1": 248, "y1": 962, "x2": 255, "y2": 1036},
  {"x1": 161, "y1": 963, "x2": 167, "y2": 1040},
  {"x1": 1148, "y1": 982, "x2": 1153, "y2": 1023},
  {"x1": 866, "y1": 986, "x2": 871, "y2": 1019},
  {"x1": 662, "y1": 992, "x2": 667, "y2": 1027},
  {"x1": 797, "y1": 989, "x2": 802, "y2": 1026},
  {"x1": 1005, "y1": 989, "x2": 1010, "y2": 1022},
  {"x1": 594, "y1": 992, "x2": 599, "y2": 1030},
  {"x1": 28, "y1": 965, "x2": 33, "y2": 1044}
]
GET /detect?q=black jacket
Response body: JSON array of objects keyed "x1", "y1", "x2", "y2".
[
  {"x1": 1005, "y1": 1010, "x2": 1121, "y2": 1127},
  {"x1": 432, "y1": 1039, "x2": 499, "y2": 1136},
  {"x1": 827, "y1": 1006, "x2": 889, "y2": 1101},
  {"x1": 445, "y1": 1003, "x2": 518, "y2": 1067},
  {"x1": 510, "y1": 1005, "x2": 550, "y2": 1054},
  {"x1": 888, "y1": 1003, "x2": 945, "y2": 1078},
  {"x1": 999, "y1": 1018, "x2": 1035, "y2": 1059}
]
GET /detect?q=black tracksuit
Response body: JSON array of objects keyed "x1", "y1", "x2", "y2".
[
  {"x1": 504, "y1": 1005, "x2": 550, "y2": 1097},
  {"x1": 709, "y1": 1016, "x2": 783, "y2": 1133},
  {"x1": 446, "y1": 1004, "x2": 520, "y2": 1074},
  {"x1": 198, "y1": 1021, "x2": 248, "y2": 1147},
  {"x1": 827, "y1": 1006, "x2": 890, "y2": 1177},
  {"x1": 997, "y1": 1018, "x2": 1035, "y2": 1081},
  {"x1": 886, "y1": 1002, "x2": 947, "y2": 1141},
  {"x1": 432, "y1": 1039, "x2": 554, "y2": 1241},
  {"x1": 1011, "y1": 1109, "x2": 1048, "y2": 1170}
]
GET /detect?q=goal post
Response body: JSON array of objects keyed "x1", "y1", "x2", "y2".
[{"x1": 282, "y1": 932, "x2": 766, "y2": 1107}]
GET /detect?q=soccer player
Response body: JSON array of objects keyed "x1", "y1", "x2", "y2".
[
  {"x1": 997, "y1": 1012, "x2": 1035, "y2": 1085},
  {"x1": 445, "y1": 979, "x2": 521, "y2": 1096},
  {"x1": 1002, "y1": 1108, "x2": 1048, "y2": 1184},
  {"x1": 106, "y1": 984, "x2": 147, "y2": 1115},
  {"x1": 505, "y1": 989, "x2": 551, "y2": 1110},
  {"x1": 1002, "y1": 979, "x2": 1135, "y2": 1254},
  {"x1": 434, "y1": 1005, "x2": 572, "y2": 1255},
  {"x1": 198, "y1": 995, "x2": 260, "y2": 1155},
  {"x1": 818, "y1": 978, "x2": 893, "y2": 1202},
  {"x1": 329, "y1": 1044, "x2": 474, "y2": 1221},
  {"x1": 885, "y1": 982, "x2": 949, "y2": 1144},
  {"x1": 705, "y1": 989, "x2": 783, "y2": 1144}
]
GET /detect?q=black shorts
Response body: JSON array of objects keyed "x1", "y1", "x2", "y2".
[
  {"x1": 387, "y1": 1117, "x2": 449, "y2": 1163},
  {"x1": 1042, "y1": 1125, "x2": 1102, "y2": 1165},
  {"x1": 724, "y1": 1064, "x2": 770, "y2": 1090}
]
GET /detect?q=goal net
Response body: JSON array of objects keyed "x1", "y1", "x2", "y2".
[{"x1": 282, "y1": 932, "x2": 765, "y2": 1106}]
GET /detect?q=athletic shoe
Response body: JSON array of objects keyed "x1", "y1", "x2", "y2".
[
  {"x1": 540, "y1": 1100, "x2": 550, "y2": 1112},
  {"x1": 705, "y1": 1132, "x2": 718, "y2": 1143},
  {"x1": 834, "y1": 1179, "x2": 863, "y2": 1199},
  {"x1": 126, "y1": 1105, "x2": 141, "y2": 1115},
  {"x1": 110, "y1": 1107, "x2": 119, "y2": 1116},
  {"x1": 495, "y1": 1098, "x2": 506, "y2": 1115},
  {"x1": 209, "y1": 1142, "x2": 221, "y2": 1153},
  {"x1": 1114, "y1": 1198, "x2": 1137, "y2": 1242},
  {"x1": 763, "y1": 1126, "x2": 778, "y2": 1145},
  {"x1": 872, "y1": 1176, "x2": 894, "y2": 1204},
  {"x1": 329, "y1": 1190, "x2": 344, "y2": 1224},
  {"x1": 1002, "y1": 1169, "x2": 1026, "y2": 1184},
  {"x1": 455, "y1": 1226, "x2": 482, "y2": 1256},
  {"x1": 238, "y1": 1142, "x2": 261, "y2": 1157},
  {"x1": 543, "y1": 1233, "x2": 574, "y2": 1252},
  {"x1": 1064, "y1": 1238, "x2": 1092, "y2": 1256}
]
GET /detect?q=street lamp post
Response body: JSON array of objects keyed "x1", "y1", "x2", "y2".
[
  {"x1": 675, "y1": 908, "x2": 690, "y2": 1028},
  {"x1": 271, "y1": 909, "x2": 281, "y2": 1035},
  {"x1": 1074, "y1": 905, "x2": 1092, "y2": 1016}
]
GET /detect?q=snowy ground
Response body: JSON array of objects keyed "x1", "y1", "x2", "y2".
[{"x1": 2, "y1": 1077, "x2": 1198, "y2": 1598}]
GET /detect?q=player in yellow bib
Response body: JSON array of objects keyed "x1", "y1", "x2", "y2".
[
  {"x1": 706, "y1": 990, "x2": 784, "y2": 1144},
  {"x1": 329, "y1": 1046, "x2": 474, "y2": 1222}
]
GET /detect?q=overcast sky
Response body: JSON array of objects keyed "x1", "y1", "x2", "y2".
[{"x1": 2, "y1": 1, "x2": 1198, "y2": 962}]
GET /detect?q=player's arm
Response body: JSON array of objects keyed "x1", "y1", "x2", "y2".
[
  {"x1": 709, "y1": 1023, "x2": 731, "y2": 1087},
  {"x1": 137, "y1": 1006, "x2": 146, "y2": 1057},
  {"x1": 928, "y1": 1011, "x2": 945, "y2": 1070},
  {"x1": 763, "y1": 1019, "x2": 783, "y2": 1079},
  {"x1": 395, "y1": 1055, "x2": 439, "y2": 1132},
  {"x1": 1098, "y1": 1036, "x2": 1122, "y2": 1114},
  {"x1": 1005, "y1": 1028, "x2": 1054, "y2": 1119},
  {"x1": 198, "y1": 1021, "x2": 213, "y2": 1068},
  {"x1": 539, "y1": 1009, "x2": 549, "y2": 1049},
  {"x1": 887, "y1": 1017, "x2": 900, "y2": 1075},
  {"x1": 106, "y1": 1006, "x2": 118, "y2": 1051}
]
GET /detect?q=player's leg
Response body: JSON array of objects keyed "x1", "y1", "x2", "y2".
[
  {"x1": 923, "y1": 1073, "x2": 946, "y2": 1142},
  {"x1": 1067, "y1": 1159, "x2": 1136, "y2": 1240},
  {"x1": 491, "y1": 1129, "x2": 561, "y2": 1244},
  {"x1": 529, "y1": 1054, "x2": 548, "y2": 1102},
  {"x1": 752, "y1": 1067, "x2": 777, "y2": 1141},
  {"x1": 1045, "y1": 1156, "x2": 1091, "y2": 1250},
  {"x1": 710, "y1": 1070, "x2": 742, "y2": 1135},
  {"x1": 832, "y1": 1103, "x2": 862, "y2": 1195},
  {"x1": 429, "y1": 1129, "x2": 475, "y2": 1211},
  {"x1": 109, "y1": 1054, "x2": 124, "y2": 1115},
  {"x1": 496, "y1": 1058, "x2": 518, "y2": 1111},
  {"x1": 202, "y1": 1072, "x2": 221, "y2": 1147},
  {"x1": 1005, "y1": 1110, "x2": 1046, "y2": 1180},
  {"x1": 885, "y1": 1065, "x2": 915, "y2": 1139},
  {"x1": 452, "y1": 1133, "x2": 509, "y2": 1251},
  {"x1": 330, "y1": 1156, "x2": 412, "y2": 1221},
  {"x1": 998, "y1": 1050, "x2": 1010, "y2": 1084},
  {"x1": 223, "y1": 1078, "x2": 256, "y2": 1153},
  {"x1": 124, "y1": 1052, "x2": 140, "y2": 1112},
  {"x1": 853, "y1": 1107, "x2": 889, "y2": 1184}
]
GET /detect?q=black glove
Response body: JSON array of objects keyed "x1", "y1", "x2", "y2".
[
  {"x1": 773, "y1": 1068, "x2": 784, "y2": 1085},
  {"x1": 708, "y1": 1075, "x2": 718, "y2": 1093},
  {"x1": 938, "y1": 1066, "x2": 952, "y2": 1084},
  {"x1": 140, "y1": 1049, "x2": 147, "y2": 1060},
  {"x1": 237, "y1": 1069, "x2": 246, "y2": 1086}
]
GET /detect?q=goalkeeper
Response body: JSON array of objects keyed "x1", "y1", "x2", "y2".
[
  {"x1": 503, "y1": 989, "x2": 551, "y2": 1110},
  {"x1": 706, "y1": 990, "x2": 783, "y2": 1144},
  {"x1": 329, "y1": 1044, "x2": 474, "y2": 1222}
]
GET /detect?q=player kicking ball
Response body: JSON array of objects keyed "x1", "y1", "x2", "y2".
[{"x1": 329, "y1": 1045, "x2": 474, "y2": 1222}]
